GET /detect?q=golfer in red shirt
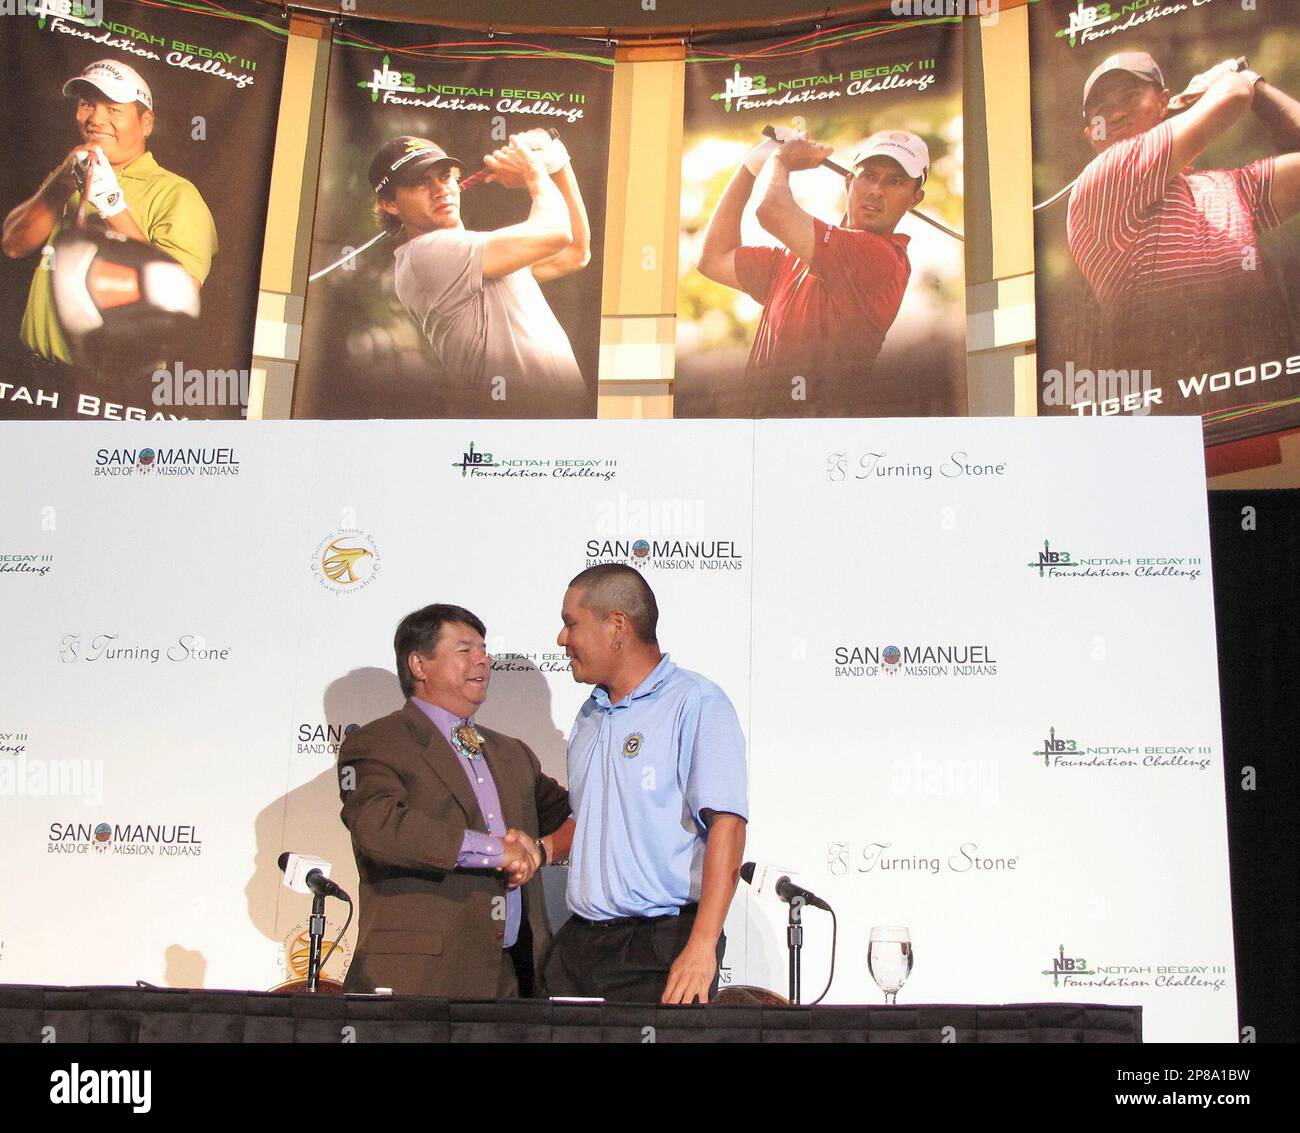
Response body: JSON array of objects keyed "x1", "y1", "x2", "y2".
[
  {"x1": 1067, "y1": 52, "x2": 1300, "y2": 380},
  {"x1": 697, "y1": 127, "x2": 928, "y2": 416}
]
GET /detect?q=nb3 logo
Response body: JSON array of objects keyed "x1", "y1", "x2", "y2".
[
  {"x1": 1028, "y1": 539, "x2": 1074, "y2": 576},
  {"x1": 1055, "y1": 3, "x2": 1116, "y2": 46},
  {"x1": 1032, "y1": 726, "x2": 1078, "y2": 767},
  {"x1": 710, "y1": 63, "x2": 771, "y2": 111},
  {"x1": 1042, "y1": 945, "x2": 1096, "y2": 986},
  {"x1": 452, "y1": 441, "x2": 498, "y2": 477},
  {"x1": 362, "y1": 55, "x2": 418, "y2": 100}
]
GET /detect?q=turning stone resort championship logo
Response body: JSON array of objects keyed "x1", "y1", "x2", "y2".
[
  {"x1": 312, "y1": 529, "x2": 381, "y2": 594},
  {"x1": 272, "y1": 921, "x2": 353, "y2": 991},
  {"x1": 451, "y1": 440, "x2": 617, "y2": 481},
  {"x1": 1042, "y1": 944, "x2": 1228, "y2": 993},
  {"x1": 826, "y1": 449, "x2": 1008, "y2": 483},
  {"x1": 584, "y1": 537, "x2": 743, "y2": 572},
  {"x1": 827, "y1": 839, "x2": 1019, "y2": 876},
  {"x1": 59, "y1": 633, "x2": 230, "y2": 664},
  {"x1": 93, "y1": 446, "x2": 240, "y2": 478},
  {"x1": 1032, "y1": 726, "x2": 1214, "y2": 771},
  {"x1": 48, "y1": 821, "x2": 202, "y2": 858},
  {"x1": 834, "y1": 642, "x2": 997, "y2": 678},
  {"x1": 1027, "y1": 539, "x2": 1203, "y2": 580}
]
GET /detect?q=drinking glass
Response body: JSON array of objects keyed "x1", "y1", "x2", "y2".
[{"x1": 868, "y1": 926, "x2": 913, "y2": 1004}]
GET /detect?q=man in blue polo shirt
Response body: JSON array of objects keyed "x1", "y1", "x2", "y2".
[{"x1": 543, "y1": 563, "x2": 748, "y2": 1003}]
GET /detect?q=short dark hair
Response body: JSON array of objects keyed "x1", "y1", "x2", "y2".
[
  {"x1": 568, "y1": 564, "x2": 659, "y2": 645},
  {"x1": 373, "y1": 193, "x2": 403, "y2": 236},
  {"x1": 394, "y1": 603, "x2": 486, "y2": 697}
]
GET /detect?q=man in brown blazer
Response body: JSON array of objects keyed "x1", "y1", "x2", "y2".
[{"x1": 338, "y1": 603, "x2": 573, "y2": 998}]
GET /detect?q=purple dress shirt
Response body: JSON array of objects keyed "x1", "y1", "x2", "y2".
[{"x1": 409, "y1": 697, "x2": 520, "y2": 948}]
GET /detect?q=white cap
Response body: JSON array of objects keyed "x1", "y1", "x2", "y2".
[
  {"x1": 852, "y1": 130, "x2": 930, "y2": 184},
  {"x1": 63, "y1": 59, "x2": 153, "y2": 112}
]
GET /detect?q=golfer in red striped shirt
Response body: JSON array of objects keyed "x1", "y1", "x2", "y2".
[{"x1": 1066, "y1": 52, "x2": 1300, "y2": 376}]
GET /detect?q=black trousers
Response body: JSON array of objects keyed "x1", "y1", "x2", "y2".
[{"x1": 540, "y1": 905, "x2": 725, "y2": 1003}]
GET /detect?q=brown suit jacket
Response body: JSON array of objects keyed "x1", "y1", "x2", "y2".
[{"x1": 337, "y1": 700, "x2": 570, "y2": 998}]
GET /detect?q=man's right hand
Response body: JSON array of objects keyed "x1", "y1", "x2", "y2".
[
  {"x1": 45, "y1": 146, "x2": 91, "y2": 199},
  {"x1": 774, "y1": 130, "x2": 833, "y2": 172},
  {"x1": 497, "y1": 839, "x2": 537, "y2": 889},
  {"x1": 2, "y1": 146, "x2": 85, "y2": 258}
]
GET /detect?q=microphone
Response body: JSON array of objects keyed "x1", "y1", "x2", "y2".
[
  {"x1": 740, "y1": 861, "x2": 832, "y2": 913},
  {"x1": 278, "y1": 851, "x2": 351, "y2": 901}
]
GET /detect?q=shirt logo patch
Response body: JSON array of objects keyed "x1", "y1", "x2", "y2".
[{"x1": 622, "y1": 732, "x2": 643, "y2": 759}]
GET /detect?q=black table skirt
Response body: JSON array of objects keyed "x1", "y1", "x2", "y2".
[{"x1": 0, "y1": 985, "x2": 1140, "y2": 1042}]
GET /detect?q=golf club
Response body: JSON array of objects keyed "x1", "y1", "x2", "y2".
[
  {"x1": 308, "y1": 129, "x2": 561, "y2": 282},
  {"x1": 761, "y1": 124, "x2": 964, "y2": 241}
]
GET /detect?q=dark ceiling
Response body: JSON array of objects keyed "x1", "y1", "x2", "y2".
[{"x1": 260, "y1": 0, "x2": 899, "y2": 38}]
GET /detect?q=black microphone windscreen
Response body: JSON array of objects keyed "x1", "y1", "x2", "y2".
[{"x1": 739, "y1": 861, "x2": 756, "y2": 884}]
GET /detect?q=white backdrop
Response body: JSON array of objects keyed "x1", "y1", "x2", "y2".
[{"x1": 0, "y1": 418, "x2": 1233, "y2": 1041}]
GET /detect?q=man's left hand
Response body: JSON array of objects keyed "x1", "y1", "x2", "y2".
[
  {"x1": 661, "y1": 936, "x2": 718, "y2": 1004},
  {"x1": 515, "y1": 128, "x2": 570, "y2": 174},
  {"x1": 83, "y1": 147, "x2": 127, "y2": 218},
  {"x1": 483, "y1": 135, "x2": 550, "y2": 189},
  {"x1": 1170, "y1": 58, "x2": 1251, "y2": 111}
]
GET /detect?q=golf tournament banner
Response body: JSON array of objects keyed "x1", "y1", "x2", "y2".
[
  {"x1": 1029, "y1": 0, "x2": 1300, "y2": 446},
  {"x1": 743, "y1": 417, "x2": 1233, "y2": 1043},
  {"x1": 675, "y1": 18, "x2": 966, "y2": 418},
  {"x1": 293, "y1": 20, "x2": 613, "y2": 420},
  {"x1": 0, "y1": 0, "x2": 287, "y2": 422},
  {"x1": 0, "y1": 417, "x2": 1232, "y2": 1042}
]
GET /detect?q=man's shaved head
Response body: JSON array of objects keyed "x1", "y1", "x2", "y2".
[{"x1": 568, "y1": 563, "x2": 659, "y2": 644}]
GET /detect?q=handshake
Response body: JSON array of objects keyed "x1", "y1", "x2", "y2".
[{"x1": 496, "y1": 828, "x2": 547, "y2": 889}]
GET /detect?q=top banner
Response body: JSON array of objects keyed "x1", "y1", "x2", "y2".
[
  {"x1": 675, "y1": 18, "x2": 967, "y2": 418},
  {"x1": 0, "y1": 0, "x2": 287, "y2": 422},
  {"x1": 1029, "y1": 0, "x2": 1300, "y2": 445},
  {"x1": 292, "y1": 21, "x2": 614, "y2": 420}
]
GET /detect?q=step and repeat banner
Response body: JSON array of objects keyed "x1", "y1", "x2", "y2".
[
  {"x1": 1029, "y1": 0, "x2": 1300, "y2": 445},
  {"x1": 744, "y1": 418, "x2": 1233, "y2": 1043},
  {"x1": 0, "y1": 417, "x2": 1232, "y2": 1041},
  {"x1": 676, "y1": 18, "x2": 966, "y2": 418},
  {"x1": 0, "y1": 0, "x2": 287, "y2": 423},
  {"x1": 291, "y1": 22, "x2": 614, "y2": 420}
]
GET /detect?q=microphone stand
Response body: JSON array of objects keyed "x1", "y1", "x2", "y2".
[
  {"x1": 787, "y1": 898, "x2": 803, "y2": 1005},
  {"x1": 306, "y1": 890, "x2": 326, "y2": 992}
]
